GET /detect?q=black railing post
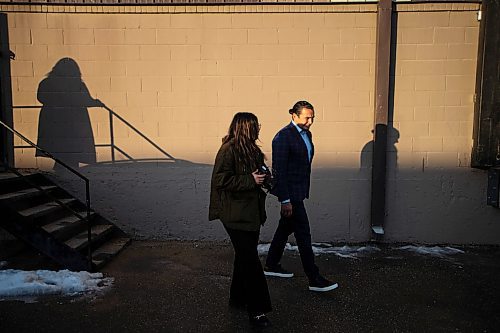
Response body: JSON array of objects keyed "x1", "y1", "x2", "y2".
[{"x1": 85, "y1": 179, "x2": 92, "y2": 271}]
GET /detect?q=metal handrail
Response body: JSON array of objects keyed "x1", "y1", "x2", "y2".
[{"x1": 0, "y1": 119, "x2": 93, "y2": 270}]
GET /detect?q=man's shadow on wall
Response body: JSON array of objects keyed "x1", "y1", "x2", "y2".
[
  {"x1": 360, "y1": 126, "x2": 400, "y2": 175},
  {"x1": 360, "y1": 9, "x2": 401, "y2": 176},
  {"x1": 36, "y1": 57, "x2": 100, "y2": 170}
]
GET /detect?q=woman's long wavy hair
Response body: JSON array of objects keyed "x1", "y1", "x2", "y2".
[{"x1": 223, "y1": 112, "x2": 263, "y2": 170}]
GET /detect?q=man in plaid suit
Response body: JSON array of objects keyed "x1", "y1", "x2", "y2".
[{"x1": 264, "y1": 101, "x2": 338, "y2": 292}]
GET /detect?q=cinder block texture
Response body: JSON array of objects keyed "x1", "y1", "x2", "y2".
[
  {"x1": 6, "y1": 4, "x2": 499, "y2": 245},
  {"x1": 393, "y1": 10, "x2": 478, "y2": 169},
  {"x1": 0, "y1": 7, "x2": 413, "y2": 164}
]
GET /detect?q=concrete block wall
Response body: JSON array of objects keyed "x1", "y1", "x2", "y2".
[
  {"x1": 384, "y1": 6, "x2": 499, "y2": 244},
  {"x1": 2, "y1": 3, "x2": 499, "y2": 244}
]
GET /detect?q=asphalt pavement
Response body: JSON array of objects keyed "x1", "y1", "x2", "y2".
[{"x1": 1, "y1": 240, "x2": 499, "y2": 332}]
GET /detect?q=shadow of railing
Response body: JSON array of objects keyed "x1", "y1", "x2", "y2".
[
  {"x1": 12, "y1": 104, "x2": 177, "y2": 166},
  {"x1": 97, "y1": 104, "x2": 176, "y2": 164}
]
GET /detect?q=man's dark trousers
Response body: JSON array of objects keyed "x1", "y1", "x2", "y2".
[{"x1": 265, "y1": 200, "x2": 320, "y2": 282}]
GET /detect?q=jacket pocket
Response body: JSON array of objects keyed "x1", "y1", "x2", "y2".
[
  {"x1": 228, "y1": 199, "x2": 254, "y2": 223},
  {"x1": 221, "y1": 192, "x2": 257, "y2": 224}
]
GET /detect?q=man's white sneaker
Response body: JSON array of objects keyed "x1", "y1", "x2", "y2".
[{"x1": 264, "y1": 264, "x2": 294, "y2": 278}]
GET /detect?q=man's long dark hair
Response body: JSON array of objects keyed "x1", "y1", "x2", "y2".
[{"x1": 223, "y1": 112, "x2": 263, "y2": 170}]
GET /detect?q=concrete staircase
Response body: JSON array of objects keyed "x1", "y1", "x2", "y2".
[{"x1": 0, "y1": 172, "x2": 130, "y2": 271}]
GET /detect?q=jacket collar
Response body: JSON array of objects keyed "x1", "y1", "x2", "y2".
[
  {"x1": 291, "y1": 120, "x2": 307, "y2": 134},
  {"x1": 286, "y1": 121, "x2": 314, "y2": 160},
  {"x1": 288, "y1": 121, "x2": 311, "y2": 138}
]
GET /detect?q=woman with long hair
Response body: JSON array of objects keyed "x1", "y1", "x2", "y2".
[{"x1": 209, "y1": 112, "x2": 272, "y2": 329}]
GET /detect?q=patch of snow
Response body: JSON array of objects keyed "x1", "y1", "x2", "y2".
[
  {"x1": 313, "y1": 244, "x2": 381, "y2": 259},
  {"x1": 0, "y1": 269, "x2": 113, "y2": 301},
  {"x1": 0, "y1": 261, "x2": 7, "y2": 269},
  {"x1": 258, "y1": 243, "x2": 465, "y2": 260},
  {"x1": 398, "y1": 245, "x2": 464, "y2": 258},
  {"x1": 257, "y1": 243, "x2": 299, "y2": 256},
  {"x1": 258, "y1": 243, "x2": 381, "y2": 259},
  {"x1": 257, "y1": 243, "x2": 270, "y2": 255}
]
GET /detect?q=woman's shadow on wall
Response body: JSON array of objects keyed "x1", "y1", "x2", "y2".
[
  {"x1": 36, "y1": 57, "x2": 101, "y2": 170},
  {"x1": 36, "y1": 57, "x2": 201, "y2": 172}
]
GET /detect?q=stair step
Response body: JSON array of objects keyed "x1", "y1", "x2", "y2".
[
  {"x1": 18, "y1": 198, "x2": 77, "y2": 218},
  {"x1": 0, "y1": 173, "x2": 48, "y2": 193},
  {"x1": 65, "y1": 224, "x2": 115, "y2": 251},
  {"x1": 42, "y1": 212, "x2": 95, "y2": 236},
  {"x1": 0, "y1": 172, "x2": 18, "y2": 180},
  {"x1": 92, "y1": 237, "x2": 131, "y2": 269},
  {"x1": 0, "y1": 171, "x2": 33, "y2": 181},
  {"x1": 0, "y1": 186, "x2": 57, "y2": 201}
]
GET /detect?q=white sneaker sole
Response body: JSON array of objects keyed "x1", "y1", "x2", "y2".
[
  {"x1": 264, "y1": 271, "x2": 294, "y2": 278},
  {"x1": 309, "y1": 283, "x2": 339, "y2": 292}
]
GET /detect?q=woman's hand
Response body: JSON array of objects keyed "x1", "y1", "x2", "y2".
[{"x1": 252, "y1": 170, "x2": 266, "y2": 185}]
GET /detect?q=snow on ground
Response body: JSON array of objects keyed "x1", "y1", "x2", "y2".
[
  {"x1": 0, "y1": 244, "x2": 464, "y2": 301},
  {"x1": 0, "y1": 268, "x2": 113, "y2": 301},
  {"x1": 398, "y1": 245, "x2": 464, "y2": 257},
  {"x1": 258, "y1": 243, "x2": 465, "y2": 259},
  {"x1": 258, "y1": 243, "x2": 381, "y2": 259}
]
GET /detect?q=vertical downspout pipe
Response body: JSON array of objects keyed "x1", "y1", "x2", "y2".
[
  {"x1": 371, "y1": 0, "x2": 393, "y2": 238},
  {"x1": 0, "y1": 13, "x2": 14, "y2": 169}
]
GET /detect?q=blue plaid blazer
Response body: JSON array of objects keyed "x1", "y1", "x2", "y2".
[{"x1": 270, "y1": 122, "x2": 314, "y2": 202}]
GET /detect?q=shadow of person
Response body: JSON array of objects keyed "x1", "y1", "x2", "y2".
[
  {"x1": 360, "y1": 126, "x2": 400, "y2": 172},
  {"x1": 36, "y1": 58, "x2": 102, "y2": 170},
  {"x1": 359, "y1": 126, "x2": 399, "y2": 236}
]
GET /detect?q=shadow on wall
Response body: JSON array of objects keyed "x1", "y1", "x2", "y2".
[
  {"x1": 300, "y1": 127, "x2": 400, "y2": 243},
  {"x1": 34, "y1": 58, "x2": 218, "y2": 240},
  {"x1": 360, "y1": 126, "x2": 400, "y2": 172},
  {"x1": 36, "y1": 57, "x2": 184, "y2": 170},
  {"x1": 36, "y1": 58, "x2": 100, "y2": 169}
]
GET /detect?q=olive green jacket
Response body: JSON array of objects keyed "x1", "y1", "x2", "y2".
[{"x1": 209, "y1": 140, "x2": 267, "y2": 231}]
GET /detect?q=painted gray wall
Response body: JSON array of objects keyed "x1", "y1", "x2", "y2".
[{"x1": 47, "y1": 157, "x2": 500, "y2": 245}]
